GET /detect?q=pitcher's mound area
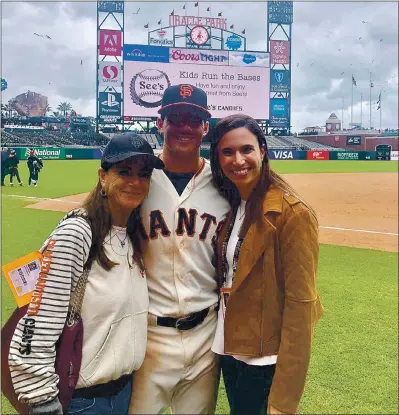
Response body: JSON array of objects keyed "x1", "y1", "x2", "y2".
[{"x1": 25, "y1": 172, "x2": 398, "y2": 252}]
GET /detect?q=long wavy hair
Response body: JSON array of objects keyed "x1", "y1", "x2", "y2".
[
  {"x1": 210, "y1": 114, "x2": 314, "y2": 230},
  {"x1": 81, "y1": 173, "x2": 145, "y2": 272}
]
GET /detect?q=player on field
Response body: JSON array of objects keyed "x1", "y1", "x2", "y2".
[{"x1": 129, "y1": 85, "x2": 230, "y2": 414}]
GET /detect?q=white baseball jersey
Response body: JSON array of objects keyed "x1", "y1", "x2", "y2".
[{"x1": 140, "y1": 159, "x2": 230, "y2": 317}]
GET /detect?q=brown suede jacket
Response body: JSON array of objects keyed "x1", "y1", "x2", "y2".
[{"x1": 214, "y1": 184, "x2": 324, "y2": 414}]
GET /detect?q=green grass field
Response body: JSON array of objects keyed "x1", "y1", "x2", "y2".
[{"x1": 1, "y1": 160, "x2": 398, "y2": 414}]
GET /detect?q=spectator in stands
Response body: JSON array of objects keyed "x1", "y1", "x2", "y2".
[
  {"x1": 209, "y1": 114, "x2": 323, "y2": 415},
  {"x1": 1, "y1": 147, "x2": 9, "y2": 186},
  {"x1": 5, "y1": 149, "x2": 23, "y2": 186},
  {"x1": 27, "y1": 150, "x2": 43, "y2": 187}
]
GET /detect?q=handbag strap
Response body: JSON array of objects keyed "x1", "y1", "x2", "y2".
[{"x1": 66, "y1": 267, "x2": 90, "y2": 327}]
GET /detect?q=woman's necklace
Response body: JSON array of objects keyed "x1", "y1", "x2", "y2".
[{"x1": 114, "y1": 232, "x2": 128, "y2": 248}]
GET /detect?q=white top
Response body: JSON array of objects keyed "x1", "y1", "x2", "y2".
[
  {"x1": 140, "y1": 160, "x2": 230, "y2": 317},
  {"x1": 212, "y1": 200, "x2": 278, "y2": 366},
  {"x1": 9, "y1": 213, "x2": 149, "y2": 405}
]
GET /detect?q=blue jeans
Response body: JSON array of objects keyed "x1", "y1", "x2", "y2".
[
  {"x1": 221, "y1": 355, "x2": 276, "y2": 415},
  {"x1": 66, "y1": 378, "x2": 132, "y2": 415}
]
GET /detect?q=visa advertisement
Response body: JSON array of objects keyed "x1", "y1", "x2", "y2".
[
  {"x1": 269, "y1": 98, "x2": 288, "y2": 127},
  {"x1": 123, "y1": 45, "x2": 270, "y2": 119}
]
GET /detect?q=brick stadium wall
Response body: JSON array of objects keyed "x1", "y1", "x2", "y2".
[{"x1": 299, "y1": 134, "x2": 398, "y2": 151}]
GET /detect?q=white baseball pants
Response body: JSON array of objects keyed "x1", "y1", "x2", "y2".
[{"x1": 129, "y1": 309, "x2": 220, "y2": 414}]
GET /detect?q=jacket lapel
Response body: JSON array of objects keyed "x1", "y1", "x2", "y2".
[{"x1": 231, "y1": 185, "x2": 284, "y2": 292}]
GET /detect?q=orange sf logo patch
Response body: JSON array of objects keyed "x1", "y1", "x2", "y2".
[{"x1": 180, "y1": 85, "x2": 193, "y2": 99}]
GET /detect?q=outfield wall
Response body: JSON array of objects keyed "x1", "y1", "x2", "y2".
[{"x1": 4, "y1": 147, "x2": 397, "y2": 161}]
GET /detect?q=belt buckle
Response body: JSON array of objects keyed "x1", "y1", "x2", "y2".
[{"x1": 175, "y1": 313, "x2": 196, "y2": 330}]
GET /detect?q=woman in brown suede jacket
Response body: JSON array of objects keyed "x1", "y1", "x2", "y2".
[{"x1": 209, "y1": 114, "x2": 323, "y2": 415}]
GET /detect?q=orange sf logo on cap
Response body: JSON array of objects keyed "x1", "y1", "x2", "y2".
[{"x1": 180, "y1": 85, "x2": 193, "y2": 99}]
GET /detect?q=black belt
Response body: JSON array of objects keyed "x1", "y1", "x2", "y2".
[
  {"x1": 157, "y1": 307, "x2": 210, "y2": 331},
  {"x1": 73, "y1": 375, "x2": 131, "y2": 398}
]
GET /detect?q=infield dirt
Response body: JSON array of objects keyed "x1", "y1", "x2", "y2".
[{"x1": 25, "y1": 172, "x2": 398, "y2": 252}]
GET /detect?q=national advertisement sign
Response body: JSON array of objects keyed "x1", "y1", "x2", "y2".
[
  {"x1": 124, "y1": 44, "x2": 169, "y2": 62},
  {"x1": 98, "y1": 62, "x2": 122, "y2": 87},
  {"x1": 346, "y1": 135, "x2": 361, "y2": 145},
  {"x1": 99, "y1": 30, "x2": 122, "y2": 56},
  {"x1": 169, "y1": 48, "x2": 228, "y2": 66},
  {"x1": 99, "y1": 91, "x2": 121, "y2": 123},
  {"x1": 228, "y1": 52, "x2": 270, "y2": 68},
  {"x1": 270, "y1": 40, "x2": 290, "y2": 65},
  {"x1": 270, "y1": 70, "x2": 290, "y2": 92},
  {"x1": 149, "y1": 29, "x2": 174, "y2": 46},
  {"x1": 23, "y1": 147, "x2": 65, "y2": 160},
  {"x1": 269, "y1": 98, "x2": 288, "y2": 126},
  {"x1": 124, "y1": 60, "x2": 270, "y2": 119}
]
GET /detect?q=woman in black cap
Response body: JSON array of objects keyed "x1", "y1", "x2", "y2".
[{"x1": 8, "y1": 133, "x2": 164, "y2": 415}]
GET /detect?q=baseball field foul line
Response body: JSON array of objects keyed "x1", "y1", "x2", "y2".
[{"x1": 3, "y1": 194, "x2": 399, "y2": 236}]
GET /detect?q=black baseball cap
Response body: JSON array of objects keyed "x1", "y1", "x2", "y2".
[
  {"x1": 158, "y1": 84, "x2": 211, "y2": 119},
  {"x1": 101, "y1": 133, "x2": 164, "y2": 170}
]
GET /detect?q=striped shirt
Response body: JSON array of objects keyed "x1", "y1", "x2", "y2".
[{"x1": 9, "y1": 211, "x2": 91, "y2": 405}]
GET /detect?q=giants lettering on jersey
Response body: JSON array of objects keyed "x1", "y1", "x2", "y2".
[{"x1": 140, "y1": 208, "x2": 217, "y2": 241}]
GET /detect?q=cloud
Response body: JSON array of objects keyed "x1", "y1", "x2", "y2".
[{"x1": 2, "y1": 1, "x2": 398, "y2": 131}]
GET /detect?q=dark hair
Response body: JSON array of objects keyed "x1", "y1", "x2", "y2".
[
  {"x1": 210, "y1": 114, "x2": 312, "y2": 229},
  {"x1": 81, "y1": 167, "x2": 145, "y2": 272}
]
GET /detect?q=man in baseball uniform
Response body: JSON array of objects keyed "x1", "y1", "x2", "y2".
[{"x1": 130, "y1": 85, "x2": 230, "y2": 414}]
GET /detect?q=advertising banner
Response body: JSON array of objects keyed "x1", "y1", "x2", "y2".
[
  {"x1": 99, "y1": 30, "x2": 122, "y2": 56},
  {"x1": 270, "y1": 40, "x2": 290, "y2": 65},
  {"x1": 149, "y1": 29, "x2": 174, "y2": 47},
  {"x1": 20, "y1": 147, "x2": 65, "y2": 160},
  {"x1": 268, "y1": 1, "x2": 293, "y2": 24},
  {"x1": 124, "y1": 44, "x2": 169, "y2": 62},
  {"x1": 98, "y1": 62, "x2": 122, "y2": 87},
  {"x1": 268, "y1": 150, "x2": 306, "y2": 160},
  {"x1": 99, "y1": 91, "x2": 121, "y2": 123},
  {"x1": 270, "y1": 69, "x2": 290, "y2": 92},
  {"x1": 346, "y1": 135, "x2": 361, "y2": 145},
  {"x1": 225, "y1": 34, "x2": 243, "y2": 51},
  {"x1": 228, "y1": 51, "x2": 270, "y2": 68},
  {"x1": 391, "y1": 150, "x2": 399, "y2": 161},
  {"x1": 65, "y1": 148, "x2": 96, "y2": 160},
  {"x1": 169, "y1": 48, "x2": 228, "y2": 66},
  {"x1": 124, "y1": 60, "x2": 270, "y2": 119},
  {"x1": 269, "y1": 98, "x2": 288, "y2": 127},
  {"x1": 307, "y1": 150, "x2": 329, "y2": 160},
  {"x1": 97, "y1": 1, "x2": 124, "y2": 13}
]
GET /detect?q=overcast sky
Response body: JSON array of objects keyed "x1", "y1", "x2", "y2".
[{"x1": 1, "y1": 1, "x2": 398, "y2": 132}]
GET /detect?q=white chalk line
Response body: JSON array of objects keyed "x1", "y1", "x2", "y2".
[
  {"x1": 2, "y1": 194, "x2": 81, "y2": 204},
  {"x1": 3, "y1": 194, "x2": 398, "y2": 237}
]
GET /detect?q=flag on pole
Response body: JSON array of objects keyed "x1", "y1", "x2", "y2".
[
  {"x1": 158, "y1": 19, "x2": 162, "y2": 25},
  {"x1": 218, "y1": 12, "x2": 222, "y2": 16},
  {"x1": 171, "y1": 10, "x2": 174, "y2": 15},
  {"x1": 377, "y1": 92, "x2": 381, "y2": 104},
  {"x1": 377, "y1": 104, "x2": 381, "y2": 110},
  {"x1": 194, "y1": 2, "x2": 198, "y2": 6},
  {"x1": 144, "y1": 23, "x2": 149, "y2": 28},
  {"x1": 352, "y1": 75, "x2": 357, "y2": 86},
  {"x1": 370, "y1": 81, "x2": 374, "y2": 87},
  {"x1": 242, "y1": 29, "x2": 246, "y2": 34},
  {"x1": 230, "y1": 24, "x2": 234, "y2": 29},
  {"x1": 206, "y1": 7, "x2": 210, "y2": 11},
  {"x1": 183, "y1": 4, "x2": 186, "y2": 9}
]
